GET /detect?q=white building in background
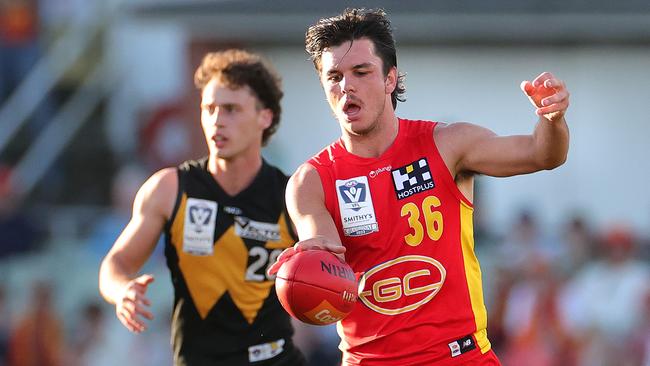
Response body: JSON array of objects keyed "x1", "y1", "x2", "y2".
[{"x1": 108, "y1": 1, "x2": 650, "y2": 236}]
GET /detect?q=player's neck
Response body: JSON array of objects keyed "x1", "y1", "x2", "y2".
[
  {"x1": 342, "y1": 114, "x2": 399, "y2": 159},
  {"x1": 208, "y1": 151, "x2": 263, "y2": 196}
]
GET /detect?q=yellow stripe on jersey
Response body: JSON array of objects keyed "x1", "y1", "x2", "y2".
[
  {"x1": 170, "y1": 193, "x2": 285, "y2": 324},
  {"x1": 459, "y1": 202, "x2": 491, "y2": 354}
]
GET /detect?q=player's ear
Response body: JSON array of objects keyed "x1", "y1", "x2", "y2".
[
  {"x1": 258, "y1": 108, "x2": 273, "y2": 129},
  {"x1": 385, "y1": 66, "x2": 397, "y2": 94}
]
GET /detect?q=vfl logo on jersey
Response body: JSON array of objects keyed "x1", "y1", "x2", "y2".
[
  {"x1": 335, "y1": 177, "x2": 378, "y2": 237},
  {"x1": 358, "y1": 255, "x2": 446, "y2": 315},
  {"x1": 338, "y1": 179, "x2": 367, "y2": 211},
  {"x1": 234, "y1": 216, "x2": 281, "y2": 242},
  {"x1": 391, "y1": 158, "x2": 435, "y2": 200},
  {"x1": 183, "y1": 198, "x2": 218, "y2": 255}
]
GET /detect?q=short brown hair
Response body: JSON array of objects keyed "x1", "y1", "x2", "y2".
[
  {"x1": 194, "y1": 49, "x2": 283, "y2": 145},
  {"x1": 305, "y1": 8, "x2": 406, "y2": 109}
]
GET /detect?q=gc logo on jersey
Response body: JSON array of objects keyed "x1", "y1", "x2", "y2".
[
  {"x1": 358, "y1": 255, "x2": 446, "y2": 315},
  {"x1": 335, "y1": 177, "x2": 379, "y2": 237},
  {"x1": 183, "y1": 198, "x2": 218, "y2": 255},
  {"x1": 391, "y1": 158, "x2": 435, "y2": 200}
]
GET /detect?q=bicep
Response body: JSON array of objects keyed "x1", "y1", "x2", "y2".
[
  {"x1": 105, "y1": 168, "x2": 177, "y2": 273},
  {"x1": 286, "y1": 164, "x2": 342, "y2": 244},
  {"x1": 464, "y1": 134, "x2": 541, "y2": 177},
  {"x1": 444, "y1": 123, "x2": 540, "y2": 177}
]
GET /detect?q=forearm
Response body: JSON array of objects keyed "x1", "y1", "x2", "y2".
[
  {"x1": 99, "y1": 254, "x2": 135, "y2": 305},
  {"x1": 532, "y1": 115, "x2": 569, "y2": 169}
]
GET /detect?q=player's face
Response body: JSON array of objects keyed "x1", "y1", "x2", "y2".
[
  {"x1": 200, "y1": 79, "x2": 271, "y2": 160},
  {"x1": 319, "y1": 37, "x2": 396, "y2": 136}
]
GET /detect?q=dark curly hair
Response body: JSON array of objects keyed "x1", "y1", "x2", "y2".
[
  {"x1": 194, "y1": 49, "x2": 283, "y2": 146},
  {"x1": 305, "y1": 8, "x2": 406, "y2": 109}
]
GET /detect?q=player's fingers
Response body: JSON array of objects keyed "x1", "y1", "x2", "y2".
[
  {"x1": 267, "y1": 248, "x2": 296, "y2": 275},
  {"x1": 123, "y1": 299, "x2": 152, "y2": 327},
  {"x1": 134, "y1": 303, "x2": 154, "y2": 320},
  {"x1": 295, "y1": 236, "x2": 345, "y2": 253},
  {"x1": 277, "y1": 247, "x2": 298, "y2": 261},
  {"x1": 134, "y1": 274, "x2": 155, "y2": 287},
  {"x1": 118, "y1": 306, "x2": 146, "y2": 333},
  {"x1": 267, "y1": 259, "x2": 284, "y2": 276},
  {"x1": 540, "y1": 89, "x2": 569, "y2": 106},
  {"x1": 520, "y1": 80, "x2": 534, "y2": 96},
  {"x1": 138, "y1": 296, "x2": 152, "y2": 307},
  {"x1": 323, "y1": 243, "x2": 346, "y2": 254},
  {"x1": 536, "y1": 103, "x2": 567, "y2": 117},
  {"x1": 532, "y1": 72, "x2": 553, "y2": 87},
  {"x1": 543, "y1": 78, "x2": 564, "y2": 90}
]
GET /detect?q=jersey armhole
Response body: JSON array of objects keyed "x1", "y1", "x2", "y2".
[
  {"x1": 430, "y1": 122, "x2": 474, "y2": 208},
  {"x1": 163, "y1": 167, "x2": 183, "y2": 233},
  {"x1": 306, "y1": 161, "x2": 337, "y2": 217}
]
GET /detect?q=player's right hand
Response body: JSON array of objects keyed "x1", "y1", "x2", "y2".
[
  {"x1": 115, "y1": 274, "x2": 155, "y2": 333},
  {"x1": 267, "y1": 236, "x2": 346, "y2": 276}
]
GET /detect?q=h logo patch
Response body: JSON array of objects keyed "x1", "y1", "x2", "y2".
[{"x1": 391, "y1": 158, "x2": 435, "y2": 200}]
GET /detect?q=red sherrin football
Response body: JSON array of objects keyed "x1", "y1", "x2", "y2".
[{"x1": 275, "y1": 250, "x2": 358, "y2": 325}]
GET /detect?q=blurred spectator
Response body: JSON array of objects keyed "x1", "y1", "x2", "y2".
[
  {"x1": 68, "y1": 302, "x2": 104, "y2": 366},
  {"x1": 556, "y1": 215, "x2": 595, "y2": 277},
  {"x1": 0, "y1": 286, "x2": 9, "y2": 366},
  {"x1": 0, "y1": 0, "x2": 40, "y2": 101},
  {"x1": 8, "y1": 281, "x2": 65, "y2": 366},
  {"x1": 496, "y1": 210, "x2": 558, "y2": 274},
  {"x1": 0, "y1": 165, "x2": 42, "y2": 258},
  {"x1": 0, "y1": 0, "x2": 53, "y2": 135},
  {"x1": 627, "y1": 290, "x2": 650, "y2": 366},
  {"x1": 84, "y1": 162, "x2": 152, "y2": 262},
  {"x1": 500, "y1": 257, "x2": 577, "y2": 366},
  {"x1": 559, "y1": 225, "x2": 650, "y2": 366},
  {"x1": 67, "y1": 301, "x2": 137, "y2": 366}
]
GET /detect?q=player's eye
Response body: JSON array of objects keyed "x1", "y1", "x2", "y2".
[{"x1": 328, "y1": 74, "x2": 342, "y2": 83}]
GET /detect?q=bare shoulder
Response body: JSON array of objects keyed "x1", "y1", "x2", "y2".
[
  {"x1": 290, "y1": 163, "x2": 318, "y2": 183},
  {"x1": 286, "y1": 163, "x2": 325, "y2": 211},
  {"x1": 434, "y1": 122, "x2": 497, "y2": 176},
  {"x1": 435, "y1": 121, "x2": 495, "y2": 141},
  {"x1": 134, "y1": 167, "x2": 178, "y2": 220}
]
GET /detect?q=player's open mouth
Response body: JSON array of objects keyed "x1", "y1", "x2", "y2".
[
  {"x1": 214, "y1": 135, "x2": 227, "y2": 147},
  {"x1": 343, "y1": 101, "x2": 361, "y2": 119}
]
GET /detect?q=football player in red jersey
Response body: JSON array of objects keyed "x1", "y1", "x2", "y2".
[{"x1": 269, "y1": 8, "x2": 569, "y2": 366}]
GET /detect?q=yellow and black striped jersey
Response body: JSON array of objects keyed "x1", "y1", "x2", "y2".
[{"x1": 163, "y1": 157, "x2": 305, "y2": 366}]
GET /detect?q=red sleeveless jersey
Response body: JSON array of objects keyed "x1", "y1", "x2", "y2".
[{"x1": 308, "y1": 119, "x2": 494, "y2": 365}]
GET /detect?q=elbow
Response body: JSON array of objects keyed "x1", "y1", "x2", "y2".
[{"x1": 539, "y1": 151, "x2": 568, "y2": 170}]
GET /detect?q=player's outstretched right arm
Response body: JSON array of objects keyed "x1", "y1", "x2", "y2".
[
  {"x1": 98, "y1": 168, "x2": 177, "y2": 333},
  {"x1": 268, "y1": 163, "x2": 345, "y2": 275}
]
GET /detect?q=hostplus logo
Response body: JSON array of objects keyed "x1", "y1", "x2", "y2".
[{"x1": 391, "y1": 158, "x2": 435, "y2": 200}]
